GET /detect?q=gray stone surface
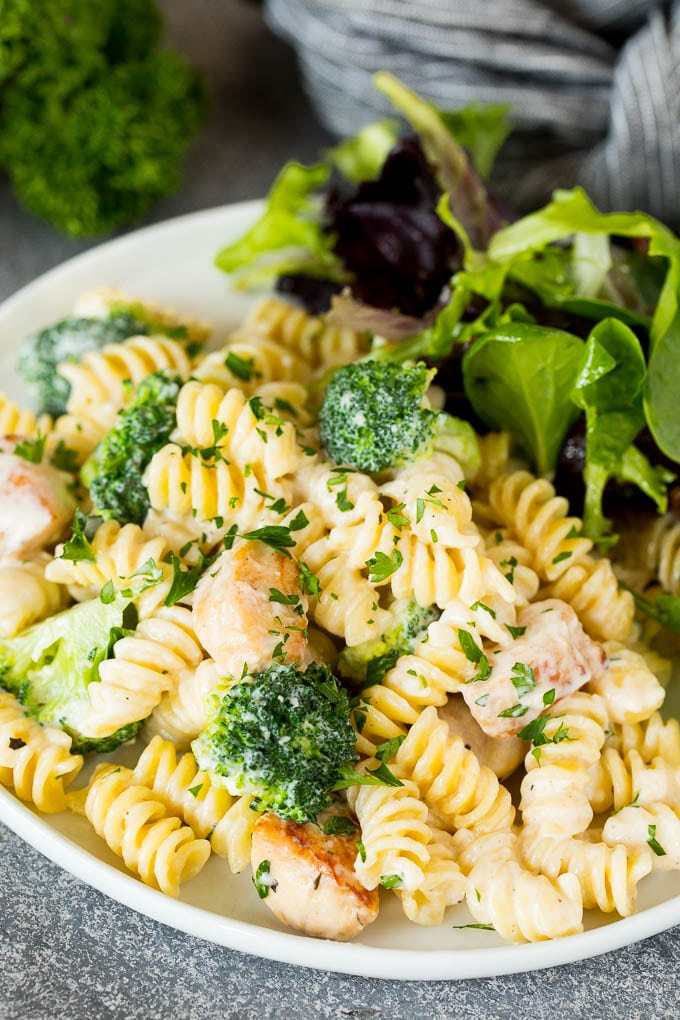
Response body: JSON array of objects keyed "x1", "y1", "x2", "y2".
[{"x1": 0, "y1": 3, "x2": 679, "y2": 1017}]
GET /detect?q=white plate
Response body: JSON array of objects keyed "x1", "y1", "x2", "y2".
[{"x1": 1, "y1": 201, "x2": 679, "y2": 981}]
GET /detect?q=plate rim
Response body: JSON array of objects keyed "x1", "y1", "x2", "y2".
[{"x1": 1, "y1": 200, "x2": 679, "y2": 981}]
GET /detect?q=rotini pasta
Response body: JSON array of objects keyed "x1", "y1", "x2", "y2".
[
  {"x1": 395, "y1": 827, "x2": 466, "y2": 925},
  {"x1": 519, "y1": 827, "x2": 652, "y2": 916},
  {"x1": 520, "y1": 692, "x2": 609, "y2": 837},
  {"x1": 588, "y1": 642, "x2": 665, "y2": 725},
  {"x1": 393, "y1": 706, "x2": 515, "y2": 834},
  {"x1": 346, "y1": 768, "x2": 433, "y2": 891},
  {"x1": 77, "y1": 606, "x2": 204, "y2": 738},
  {"x1": 238, "y1": 296, "x2": 369, "y2": 373},
  {"x1": 0, "y1": 392, "x2": 51, "y2": 439},
  {"x1": 453, "y1": 828, "x2": 584, "y2": 942},
  {"x1": 79, "y1": 762, "x2": 211, "y2": 896},
  {"x1": 46, "y1": 520, "x2": 172, "y2": 613},
  {"x1": 60, "y1": 334, "x2": 193, "y2": 432},
  {"x1": 132, "y1": 734, "x2": 259, "y2": 871},
  {"x1": 0, "y1": 557, "x2": 67, "y2": 637},
  {"x1": 488, "y1": 470, "x2": 593, "y2": 582},
  {"x1": 0, "y1": 692, "x2": 83, "y2": 812},
  {"x1": 603, "y1": 802, "x2": 680, "y2": 871}
]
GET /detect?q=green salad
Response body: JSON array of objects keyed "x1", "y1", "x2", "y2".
[{"x1": 215, "y1": 71, "x2": 680, "y2": 633}]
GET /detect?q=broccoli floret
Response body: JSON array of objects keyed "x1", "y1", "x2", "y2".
[
  {"x1": 338, "y1": 599, "x2": 440, "y2": 687},
  {"x1": 192, "y1": 663, "x2": 358, "y2": 824},
  {"x1": 82, "y1": 369, "x2": 182, "y2": 525},
  {"x1": 18, "y1": 311, "x2": 151, "y2": 415},
  {"x1": 0, "y1": 596, "x2": 141, "y2": 753},
  {"x1": 319, "y1": 359, "x2": 480, "y2": 474}
]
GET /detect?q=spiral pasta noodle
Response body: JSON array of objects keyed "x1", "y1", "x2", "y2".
[
  {"x1": 80, "y1": 762, "x2": 211, "y2": 896},
  {"x1": 588, "y1": 642, "x2": 665, "y2": 725},
  {"x1": 0, "y1": 558, "x2": 67, "y2": 637},
  {"x1": 519, "y1": 827, "x2": 652, "y2": 916},
  {"x1": 639, "y1": 513, "x2": 680, "y2": 595},
  {"x1": 619, "y1": 712, "x2": 680, "y2": 767},
  {"x1": 144, "y1": 659, "x2": 221, "y2": 750},
  {"x1": 603, "y1": 802, "x2": 680, "y2": 871},
  {"x1": 520, "y1": 692, "x2": 609, "y2": 837},
  {"x1": 78, "y1": 606, "x2": 204, "y2": 738},
  {"x1": 393, "y1": 705, "x2": 515, "y2": 834},
  {"x1": 240, "y1": 296, "x2": 370, "y2": 373},
  {"x1": 133, "y1": 734, "x2": 260, "y2": 871},
  {"x1": 0, "y1": 692, "x2": 83, "y2": 812},
  {"x1": 60, "y1": 335, "x2": 193, "y2": 432},
  {"x1": 488, "y1": 470, "x2": 593, "y2": 581},
  {"x1": 453, "y1": 828, "x2": 584, "y2": 942},
  {"x1": 395, "y1": 827, "x2": 466, "y2": 925},
  {"x1": 47, "y1": 520, "x2": 171, "y2": 613},
  {"x1": 0, "y1": 393, "x2": 51, "y2": 439},
  {"x1": 346, "y1": 769, "x2": 433, "y2": 891},
  {"x1": 588, "y1": 746, "x2": 680, "y2": 815},
  {"x1": 193, "y1": 335, "x2": 311, "y2": 393},
  {"x1": 545, "y1": 557, "x2": 635, "y2": 643}
]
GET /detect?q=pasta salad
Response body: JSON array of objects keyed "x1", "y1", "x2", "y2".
[{"x1": 2, "y1": 73, "x2": 680, "y2": 947}]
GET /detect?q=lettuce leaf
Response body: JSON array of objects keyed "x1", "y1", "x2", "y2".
[
  {"x1": 324, "y1": 120, "x2": 399, "y2": 183},
  {"x1": 438, "y1": 103, "x2": 511, "y2": 180},
  {"x1": 215, "y1": 161, "x2": 345, "y2": 287},
  {"x1": 488, "y1": 187, "x2": 680, "y2": 346},
  {"x1": 373, "y1": 71, "x2": 503, "y2": 248}
]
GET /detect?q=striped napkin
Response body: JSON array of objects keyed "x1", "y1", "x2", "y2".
[{"x1": 266, "y1": 0, "x2": 680, "y2": 223}]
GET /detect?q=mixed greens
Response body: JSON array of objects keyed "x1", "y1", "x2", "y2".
[{"x1": 216, "y1": 74, "x2": 680, "y2": 561}]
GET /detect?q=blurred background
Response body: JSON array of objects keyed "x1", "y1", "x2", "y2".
[{"x1": 1, "y1": 0, "x2": 678, "y2": 303}]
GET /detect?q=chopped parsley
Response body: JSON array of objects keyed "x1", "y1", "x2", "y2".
[
  {"x1": 647, "y1": 824, "x2": 667, "y2": 857},
  {"x1": 366, "y1": 548, "x2": 403, "y2": 583},
  {"x1": 510, "y1": 662, "x2": 536, "y2": 698},
  {"x1": 322, "y1": 815, "x2": 357, "y2": 836},
  {"x1": 252, "y1": 859, "x2": 278, "y2": 899}
]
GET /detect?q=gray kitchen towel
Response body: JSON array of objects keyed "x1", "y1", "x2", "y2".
[{"x1": 265, "y1": 0, "x2": 680, "y2": 223}]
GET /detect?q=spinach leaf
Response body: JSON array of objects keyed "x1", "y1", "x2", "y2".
[
  {"x1": 214, "y1": 162, "x2": 345, "y2": 287},
  {"x1": 644, "y1": 312, "x2": 680, "y2": 461},
  {"x1": 462, "y1": 321, "x2": 583, "y2": 476},
  {"x1": 571, "y1": 318, "x2": 672, "y2": 545}
]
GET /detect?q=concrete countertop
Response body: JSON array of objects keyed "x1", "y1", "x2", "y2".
[{"x1": 0, "y1": 3, "x2": 678, "y2": 1016}]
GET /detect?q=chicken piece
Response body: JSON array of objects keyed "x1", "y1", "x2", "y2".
[
  {"x1": 192, "y1": 542, "x2": 309, "y2": 677},
  {"x1": 463, "y1": 599, "x2": 606, "y2": 738},
  {"x1": 0, "y1": 443, "x2": 77, "y2": 558},
  {"x1": 438, "y1": 694, "x2": 526, "y2": 779},
  {"x1": 251, "y1": 812, "x2": 379, "y2": 941}
]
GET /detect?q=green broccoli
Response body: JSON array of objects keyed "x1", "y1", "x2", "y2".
[
  {"x1": 192, "y1": 663, "x2": 358, "y2": 824},
  {"x1": 0, "y1": 1, "x2": 204, "y2": 237},
  {"x1": 82, "y1": 369, "x2": 182, "y2": 525},
  {"x1": 338, "y1": 599, "x2": 440, "y2": 687},
  {"x1": 0, "y1": 596, "x2": 141, "y2": 753},
  {"x1": 18, "y1": 310, "x2": 151, "y2": 415},
  {"x1": 319, "y1": 359, "x2": 480, "y2": 474}
]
